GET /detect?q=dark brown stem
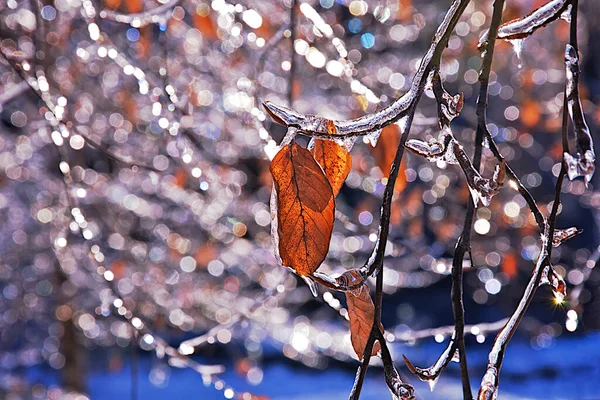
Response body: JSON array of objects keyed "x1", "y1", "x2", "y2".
[
  {"x1": 288, "y1": 0, "x2": 296, "y2": 107},
  {"x1": 451, "y1": 1, "x2": 504, "y2": 398}
]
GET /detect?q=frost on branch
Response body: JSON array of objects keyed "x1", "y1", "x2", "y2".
[{"x1": 564, "y1": 44, "x2": 596, "y2": 185}]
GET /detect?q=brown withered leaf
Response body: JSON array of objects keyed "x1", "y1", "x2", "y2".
[
  {"x1": 370, "y1": 124, "x2": 407, "y2": 194},
  {"x1": 125, "y1": 0, "x2": 143, "y2": 13},
  {"x1": 311, "y1": 139, "x2": 352, "y2": 196},
  {"x1": 340, "y1": 270, "x2": 381, "y2": 360},
  {"x1": 270, "y1": 143, "x2": 335, "y2": 276}
]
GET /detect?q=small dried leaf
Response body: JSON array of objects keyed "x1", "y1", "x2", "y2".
[
  {"x1": 270, "y1": 144, "x2": 335, "y2": 276},
  {"x1": 342, "y1": 270, "x2": 381, "y2": 360},
  {"x1": 311, "y1": 139, "x2": 352, "y2": 196},
  {"x1": 371, "y1": 124, "x2": 400, "y2": 177}
]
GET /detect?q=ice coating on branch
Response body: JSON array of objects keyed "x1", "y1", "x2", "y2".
[
  {"x1": 405, "y1": 127, "x2": 458, "y2": 164},
  {"x1": 553, "y1": 226, "x2": 583, "y2": 247},
  {"x1": 264, "y1": 0, "x2": 466, "y2": 138},
  {"x1": 479, "y1": 366, "x2": 499, "y2": 400},
  {"x1": 270, "y1": 184, "x2": 282, "y2": 264},
  {"x1": 478, "y1": 0, "x2": 569, "y2": 50},
  {"x1": 454, "y1": 143, "x2": 505, "y2": 207},
  {"x1": 334, "y1": 268, "x2": 365, "y2": 295},
  {"x1": 564, "y1": 44, "x2": 595, "y2": 185},
  {"x1": 403, "y1": 330, "x2": 457, "y2": 391},
  {"x1": 540, "y1": 265, "x2": 567, "y2": 303},
  {"x1": 432, "y1": 71, "x2": 464, "y2": 127},
  {"x1": 384, "y1": 363, "x2": 415, "y2": 400}
]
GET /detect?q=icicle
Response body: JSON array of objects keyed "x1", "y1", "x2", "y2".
[
  {"x1": 560, "y1": 4, "x2": 572, "y2": 22},
  {"x1": 302, "y1": 275, "x2": 319, "y2": 297},
  {"x1": 564, "y1": 44, "x2": 596, "y2": 185},
  {"x1": 364, "y1": 128, "x2": 383, "y2": 147},
  {"x1": 552, "y1": 226, "x2": 583, "y2": 247},
  {"x1": 427, "y1": 376, "x2": 440, "y2": 392},
  {"x1": 509, "y1": 39, "x2": 524, "y2": 68}
]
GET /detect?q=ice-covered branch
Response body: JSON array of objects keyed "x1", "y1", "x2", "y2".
[
  {"x1": 478, "y1": 0, "x2": 571, "y2": 49},
  {"x1": 98, "y1": 0, "x2": 181, "y2": 27},
  {"x1": 264, "y1": 0, "x2": 471, "y2": 139}
]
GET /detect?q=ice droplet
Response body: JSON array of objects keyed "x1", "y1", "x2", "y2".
[
  {"x1": 508, "y1": 39, "x2": 524, "y2": 68},
  {"x1": 302, "y1": 275, "x2": 319, "y2": 297},
  {"x1": 560, "y1": 4, "x2": 572, "y2": 22},
  {"x1": 540, "y1": 265, "x2": 566, "y2": 303}
]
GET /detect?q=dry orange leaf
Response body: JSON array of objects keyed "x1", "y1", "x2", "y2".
[
  {"x1": 371, "y1": 124, "x2": 406, "y2": 194},
  {"x1": 341, "y1": 270, "x2": 381, "y2": 360},
  {"x1": 502, "y1": 251, "x2": 518, "y2": 278},
  {"x1": 371, "y1": 125, "x2": 398, "y2": 174},
  {"x1": 520, "y1": 99, "x2": 541, "y2": 128},
  {"x1": 311, "y1": 139, "x2": 352, "y2": 196},
  {"x1": 193, "y1": 13, "x2": 219, "y2": 41},
  {"x1": 125, "y1": 0, "x2": 143, "y2": 13},
  {"x1": 174, "y1": 168, "x2": 188, "y2": 188},
  {"x1": 103, "y1": 0, "x2": 122, "y2": 10},
  {"x1": 270, "y1": 143, "x2": 335, "y2": 276}
]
